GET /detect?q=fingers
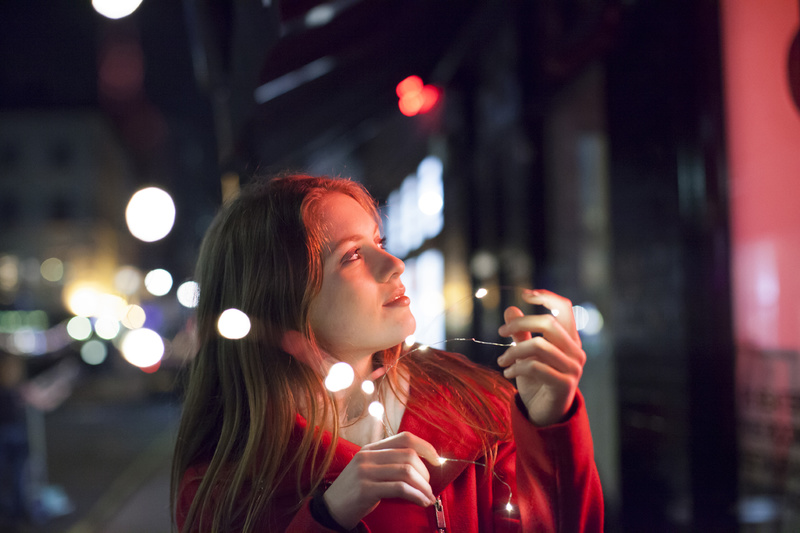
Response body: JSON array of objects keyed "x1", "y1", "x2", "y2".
[
  {"x1": 356, "y1": 448, "x2": 432, "y2": 482},
  {"x1": 498, "y1": 312, "x2": 582, "y2": 362},
  {"x1": 522, "y1": 289, "x2": 581, "y2": 344},
  {"x1": 497, "y1": 335, "x2": 584, "y2": 376},
  {"x1": 363, "y1": 431, "x2": 441, "y2": 465},
  {"x1": 503, "y1": 306, "x2": 531, "y2": 344},
  {"x1": 496, "y1": 289, "x2": 586, "y2": 376},
  {"x1": 325, "y1": 432, "x2": 439, "y2": 527},
  {"x1": 357, "y1": 431, "x2": 439, "y2": 502},
  {"x1": 349, "y1": 459, "x2": 435, "y2": 505}
]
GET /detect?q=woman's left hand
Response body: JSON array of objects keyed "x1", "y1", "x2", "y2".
[{"x1": 496, "y1": 289, "x2": 586, "y2": 427}]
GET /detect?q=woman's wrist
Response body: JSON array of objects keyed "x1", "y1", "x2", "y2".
[{"x1": 310, "y1": 490, "x2": 353, "y2": 532}]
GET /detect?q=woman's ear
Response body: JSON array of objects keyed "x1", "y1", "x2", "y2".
[{"x1": 281, "y1": 330, "x2": 323, "y2": 370}]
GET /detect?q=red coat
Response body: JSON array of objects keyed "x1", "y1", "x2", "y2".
[{"x1": 177, "y1": 385, "x2": 604, "y2": 532}]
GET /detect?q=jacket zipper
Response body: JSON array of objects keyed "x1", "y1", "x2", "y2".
[{"x1": 434, "y1": 496, "x2": 447, "y2": 532}]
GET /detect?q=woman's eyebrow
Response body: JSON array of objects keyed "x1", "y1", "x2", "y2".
[{"x1": 325, "y1": 226, "x2": 381, "y2": 257}]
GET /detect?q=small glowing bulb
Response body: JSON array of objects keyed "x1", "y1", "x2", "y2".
[
  {"x1": 368, "y1": 401, "x2": 385, "y2": 420},
  {"x1": 325, "y1": 362, "x2": 355, "y2": 392},
  {"x1": 438, "y1": 457, "x2": 447, "y2": 465},
  {"x1": 217, "y1": 308, "x2": 251, "y2": 339},
  {"x1": 361, "y1": 380, "x2": 375, "y2": 394},
  {"x1": 419, "y1": 344, "x2": 429, "y2": 351},
  {"x1": 505, "y1": 502, "x2": 513, "y2": 512},
  {"x1": 551, "y1": 308, "x2": 560, "y2": 317},
  {"x1": 475, "y1": 288, "x2": 488, "y2": 298},
  {"x1": 404, "y1": 334, "x2": 416, "y2": 347}
]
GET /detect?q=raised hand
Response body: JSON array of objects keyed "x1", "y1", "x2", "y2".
[
  {"x1": 323, "y1": 431, "x2": 440, "y2": 529},
  {"x1": 496, "y1": 289, "x2": 586, "y2": 427}
]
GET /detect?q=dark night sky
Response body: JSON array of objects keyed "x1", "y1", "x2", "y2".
[
  {"x1": 0, "y1": 1, "x2": 205, "y2": 114},
  {"x1": 0, "y1": 0, "x2": 222, "y2": 279}
]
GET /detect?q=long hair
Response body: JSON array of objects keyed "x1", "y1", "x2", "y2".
[{"x1": 170, "y1": 174, "x2": 514, "y2": 532}]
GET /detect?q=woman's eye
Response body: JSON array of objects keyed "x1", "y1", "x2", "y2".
[
  {"x1": 378, "y1": 237, "x2": 387, "y2": 249},
  {"x1": 344, "y1": 248, "x2": 361, "y2": 262}
]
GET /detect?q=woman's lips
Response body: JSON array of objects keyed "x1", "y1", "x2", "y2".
[
  {"x1": 384, "y1": 287, "x2": 410, "y2": 307},
  {"x1": 384, "y1": 295, "x2": 411, "y2": 307}
]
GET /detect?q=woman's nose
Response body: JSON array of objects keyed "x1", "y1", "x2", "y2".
[{"x1": 374, "y1": 248, "x2": 404, "y2": 282}]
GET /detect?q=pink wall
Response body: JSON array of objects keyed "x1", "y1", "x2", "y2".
[{"x1": 721, "y1": 0, "x2": 800, "y2": 350}]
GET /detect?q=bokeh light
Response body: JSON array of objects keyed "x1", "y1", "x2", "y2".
[
  {"x1": 361, "y1": 380, "x2": 375, "y2": 394},
  {"x1": 120, "y1": 328, "x2": 164, "y2": 368},
  {"x1": 125, "y1": 187, "x2": 176, "y2": 242},
  {"x1": 217, "y1": 309, "x2": 251, "y2": 339},
  {"x1": 12, "y1": 329, "x2": 46, "y2": 355},
  {"x1": 92, "y1": 0, "x2": 144, "y2": 20},
  {"x1": 66, "y1": 316, "x2": 93, "y2": 341},
  {"x1": 324, "y1": 362, "x2": 355, "y2": 392},
  {"x1": 94, "y1": 317, "x2": 121, "y2": 340},
  {"x1": 80, "y1": 340, "x2": 108, "y2": 365},
  {"x1": 418, "y1": 191, "x2": 444, "y2": 215},
  {"x1": 40, "y1": 258, "x2": 64, "y2": 282},
  {"x1": 305, "y1": 4, "x2": 335, "y2": 27},
  {"x1": 0, "y1": 255, "x2": 19, "y2": 292},
  {"x1": 368, "y1": 401, "x2": 385, "y2": 420},
  {"x1": 120, "y1": 304, "x2": 146, "y2": 329},
  {"x1": 144, "y1": 268, "x2": 173, "y2": 296},
  {"x1": 66, "y1": 286, "x2": 102, "y2": 317},
  {"x1": 475, "y1": 288, "x2": 488, "y2": 299},
  {"x1": 176, "y1": 281, "x2": 200, "y2": 308},
  {"x1": 96, "y1": 294, "x2": 128, "y2": 321},
  {"x1": 396, "y1": 75, "x2": 440, "y2": 116},
  {"x1": 573, "y1": 303, "x2": 604, "y2": 335},
  {"x1": 114, "y1": 266, "x2": 142, "y2": 295}
]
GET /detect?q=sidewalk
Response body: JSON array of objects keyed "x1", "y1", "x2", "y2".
[{"x1": 11, "y1": 369, "x2": 182, "y2": 533}]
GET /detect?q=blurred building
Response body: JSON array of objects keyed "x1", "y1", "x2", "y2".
[
  {"x1": 0, "y1": 110, "x2": 133, "y2": 325},
  {"x1": 1, "y1": 0, "x2": 800, "y2": 531}
]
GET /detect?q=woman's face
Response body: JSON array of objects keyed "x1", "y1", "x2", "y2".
[{"x1": 308, "y1": 192, "x2": 415, "y2": 364}]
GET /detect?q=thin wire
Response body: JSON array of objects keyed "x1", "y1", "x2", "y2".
[
  {"x1": 451, "y1": 337, "x2": 516, "y2": 347},
  {"x1": 350, "y1": 286, "x2": 537, "y2": 513},
  {"x1": 411, "y1": 284, "x2": 532, "y2": 341},
  {"x1": 383, "y1": 337, "x2": 514, "y2": 376},
  {"x1": 439, "y1": 457, "x2": 514, "y2": 512}
]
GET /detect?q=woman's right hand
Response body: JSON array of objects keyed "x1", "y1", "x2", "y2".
[{"x1": 322, "y1": 431, "x2": 440, "y2": 529}]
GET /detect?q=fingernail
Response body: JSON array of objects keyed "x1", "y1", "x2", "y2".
[{"x1": 525, "y1": 289, "x2": 540, "y2": 296}]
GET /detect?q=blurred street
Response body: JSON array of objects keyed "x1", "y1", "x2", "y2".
[{"x1": 10, "y1": 366, "x2": 182, "y2": 533}]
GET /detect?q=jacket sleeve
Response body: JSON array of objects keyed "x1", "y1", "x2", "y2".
[
  {"x1": 510, "y1": 390, "x2": 604, "y2": 532},
  {"x1": 282, "y1": 498, "x2": 367, "y2": 533},
  {"x1": 176, "y1": 469, "x2": 369, "y2": 532},
  {"x1": 283, "y1": 497, "x2": 371, "y2": 533}
]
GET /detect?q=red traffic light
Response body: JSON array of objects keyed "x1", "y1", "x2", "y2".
[{"x1": 396, "y1": 75, "x2": 440, "y2": 116}]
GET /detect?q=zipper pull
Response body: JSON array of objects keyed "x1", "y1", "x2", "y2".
[{"x1": 434, "y1": 496, "x2": 447, "y2": 531}]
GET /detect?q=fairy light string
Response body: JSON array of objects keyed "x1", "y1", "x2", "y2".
[
  {"x1": 437, "y1": 457, "x2": 515, "y2": 513},
  {"x1": 321, "y1": 286, "x2": 546, "y2": 514},
  {"x1": 205, "y1": 281, "x2": 601, "y2": 514},
  {"x1": 318, "y1": 285, "x2": 602, "y2": 514}
]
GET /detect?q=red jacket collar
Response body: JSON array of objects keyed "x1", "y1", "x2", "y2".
[{"x1": 293, "y1": 378, "x2": 508, "y2": 496}]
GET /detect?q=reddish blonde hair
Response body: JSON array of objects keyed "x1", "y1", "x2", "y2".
[{"x1": 170, "y1": 175, "x2": 513, "y2": 532}]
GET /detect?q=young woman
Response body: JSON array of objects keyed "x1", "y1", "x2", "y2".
[{"x1": 171, "y1": 174, "x2": 604, "y2": 532}]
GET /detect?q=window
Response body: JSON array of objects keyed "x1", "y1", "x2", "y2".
[{"x1": 384, "y1": 155, "x2": 445, "y2": 345}]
